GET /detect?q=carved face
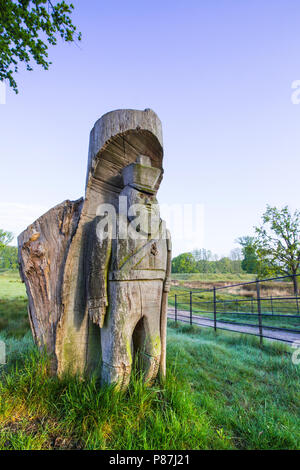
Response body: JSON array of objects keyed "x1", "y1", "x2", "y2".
[{"x1": 120, "y1": 185, "x2": 160, "y2": 237}]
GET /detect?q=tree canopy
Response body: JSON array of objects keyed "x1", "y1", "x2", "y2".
[
  {"x1": 237, "y1": 236, "x2": 259, "y2": 274},
  {"x1": 0, "y1": 230, "x2": 17, "y2": 270},
  {"x1": 0, "y1": 229, "x2": 13, "y2": 249},
  {"x1": 0, "y1": 245, "x2": 18, "y2": 270},
  {"x1": 172, "y1": 252, "x2": 196, "y2": 274},
  {"x1": 255, "y1": 205, "x2": 300, "y2": 293},
  {"x1": 0, "y1": 0, "x2": 81, "y2": 93}
]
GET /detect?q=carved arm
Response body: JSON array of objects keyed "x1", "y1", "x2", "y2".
[
  {"x1": 164, "y1": 229, "x2": 172, "y2": 292},
  {"x1": 87, "y1": 216, "x2": 112, "y2": 328}
]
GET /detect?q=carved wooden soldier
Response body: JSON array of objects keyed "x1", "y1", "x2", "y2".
[
  {"x1": 18, "y1": 109, "x2": 168, "y2": 382},
  {"x1": 87, "y1": 156, "x2": 171, "y2": 388}
]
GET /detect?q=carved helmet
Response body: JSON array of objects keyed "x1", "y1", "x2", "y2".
[{"x1": 122, "y1": 155, "x2": 161, "y2": 195}]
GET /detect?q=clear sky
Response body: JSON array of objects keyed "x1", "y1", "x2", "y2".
[{"x1": 1, "y1": 0, "x2": 300, "y2": 256}]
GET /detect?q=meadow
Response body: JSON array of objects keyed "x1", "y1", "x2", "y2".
[
  {"x1": 172, "y1": 273, "x2": 255, "y2": 282},
  {"x1": 0, "y1": 270, "x2": 299, "y2": 450},
  {"x1": 0, "y1": 270, "x2": 28, "y2": 338}
]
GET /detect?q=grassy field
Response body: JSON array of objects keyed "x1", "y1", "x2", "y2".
[
  {"x1": 0, "y1": 270, "x2": 300, "y2": 450},
  {"x1": 0, "y1": 270, "x2": 28, "y2": 337},
  {"x1": 172, "y1": 273, "x2": 255, "y2": 282}
]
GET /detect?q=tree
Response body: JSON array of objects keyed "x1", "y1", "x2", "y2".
[
  {"x1": 217, "y1": 257, "x2": 233, "y2": 274},
  {"x1": 0, "y1": 229, "x2": 13, "y2": 249},
  {"x1": 0, "y1": 230, "x2": 16, "y2": 270},
  {"x1": 0, "y1": 245, "x2": 18, "y2": 269},
  {"x1": 237, "y1": 236, "x2": 259, "y2": 274},
  {"x1": 0, "y1": 0, "x2": 81, "y2": 93},
  {"x1": 230, "y1": 248, "x2": 242, "y2": 261},
  {"x1": 171, "y1": 252, "x2": 196, "y2": 273},
  {"x1": 255, "y1": 205, "x2": 300, "y2": 295},
  {"x1": 192, "y1": 248, "x2": 212, "y2": 273},
  {"x1": 229, "y1": 248, "x2": 243, "y2": 273}
]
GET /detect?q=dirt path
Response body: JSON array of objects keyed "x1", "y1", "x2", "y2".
[{"x1": 168, "y1": 308, "x2": 300, "y2": 343}]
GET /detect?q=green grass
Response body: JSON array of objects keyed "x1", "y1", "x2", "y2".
[
  {"x1": 172, "y1": 273, "x2": 255, "y2": 282},
  {"x1": 0, "y1": 270, "x2": 300, "y2": 450},
  {"x1": 0, "y1": 271, "x2": 28, "y2": 337},
  {"x1": 0, "y1": 325, "x2": 299, "y2": 449},
  {"x1": 0, "y1": 334, "x2": 231, "y2": 450},
  {"x1": 167, "y1": 323, "x2": 300, "y2": 449}
]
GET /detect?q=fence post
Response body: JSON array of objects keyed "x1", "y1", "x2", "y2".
[
  {"x1": 175, "y1": 294, "x2": 177, "y2": 324},
  {"x1": 270, "y1": 295, "x2": 274, "y2": 315},
  {"x1": 294, "y1": 274, "x2": 300, "y2": 314},
  {"x1": 190, "y1": 291, "x2": 193, "y2": 325},
  {"x1": 291, "y1": 273, "x2": 300, "y2": 314},
  {"x1": 213, "y1": 287, "x2": 217, "y2": 332},
  {"x1": 256, "y1": 280, "x2": 263, "y2": 346}
]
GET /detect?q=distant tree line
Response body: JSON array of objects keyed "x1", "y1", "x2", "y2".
[
  {"x1": 0, "y1": 245, "x2": 18, "y2": 270},
  {"x1": 172, "y1": 205, "x2": 300, "y2": 294},
  {"x1": 172, "y1": 249, "x2": 243, "y2": 274},
  {"x1": 0, "y1": 230, "x2": 18, "y2": 270}
]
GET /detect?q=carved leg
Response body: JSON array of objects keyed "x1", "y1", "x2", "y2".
[
  {"x1": 139, "y1": 317, "x2": 161, "y2": 384},
  {"x1": 101, "y1": 361, "x2": 132, "y2": 390},
  {"x1": 101, "y1": 281, "x2": 141, "y2": 389},
  {"x1": 138, "y1": 281, "x2": 163, "y2": 384},
  {"x1": 101, "y1": 320, "x2": 133, "y2": 390}
]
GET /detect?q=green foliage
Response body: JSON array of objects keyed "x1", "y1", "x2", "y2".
[
  {"x1": 0, "y1": 0, "x2": 81, "y2": 93},
  {"x1": 193, "y1": 248, "x2": 214, "y2": 273},
  {"x1": 216, "y1": 257, "x2": 233, "y2": 273},
  {"x1": 0, "y1": 230, "x2": 17, "y2": 271},
  {"x1": 172, "y1": 250, "x2": 243, "y2": 274},
  {"x1": 255, "y1": 206, "x2": 300, "y2": 292},
  {"x1": 0, "y1": 230, "x2": 13, "y2": 250},
  {"x1": 237, "y1": 236, "x2": 259, "y2": 274},
  {"x1": 171, "y1": 252, "x2": 196, "y2": 273},
  {"x1": 0, "y1": 246, "x2": 18, "y2": 270}
]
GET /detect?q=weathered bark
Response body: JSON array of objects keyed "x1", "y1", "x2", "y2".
[
  {"x1": 18, "y1": 198, "x2": 83, "y2": 372},
  {"x1": 160, "y1": 229, "x2": 172, "y2": 381}
]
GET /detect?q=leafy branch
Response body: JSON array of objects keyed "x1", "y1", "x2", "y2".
[{"x1": 0, "y1": 0, "x2": 81, "y2": 93}]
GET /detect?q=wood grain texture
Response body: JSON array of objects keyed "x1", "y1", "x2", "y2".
[{"x1": 18, "y1": 198, "x2": 83, "y2": 372}]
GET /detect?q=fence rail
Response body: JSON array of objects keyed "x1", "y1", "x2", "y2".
[{"x1": 169, "y1": 273, "x2": 300, "y2": 344}]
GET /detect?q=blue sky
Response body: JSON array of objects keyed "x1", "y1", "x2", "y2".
[{"x1": 1, "y1": 0, "x2": 300, "y2": 256}]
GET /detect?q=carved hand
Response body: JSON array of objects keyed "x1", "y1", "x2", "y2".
[{"x1": 88, "y1": 298, "x2": 107, "y2": 328}]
